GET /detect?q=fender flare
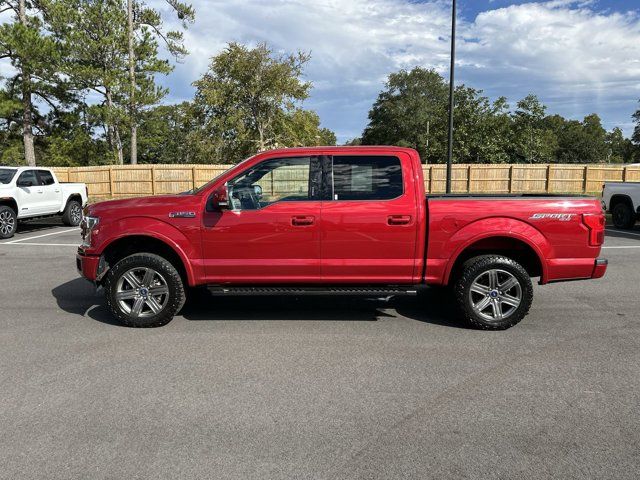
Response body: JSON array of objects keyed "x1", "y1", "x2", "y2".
[
  {"x1": 443, "y1": 218, "x2": 551, "y2": 285},
  {"x1": 96, "y1": 217, "x2": 198, "y2": 286}
]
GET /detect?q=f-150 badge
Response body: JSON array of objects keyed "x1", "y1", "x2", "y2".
[{"x1": 530, "y1": 213, "x2": 575, "y2": 221}]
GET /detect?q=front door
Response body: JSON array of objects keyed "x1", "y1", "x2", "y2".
[
  {"x1": 15, "y1": 170, "x2": 46, "y2": 216},
  {"x1": 320, "y1": 154, "x2": 419, "y2": 283},
  {"x1": 201, "y1": 156, "x2": 322, "y2": 283}
]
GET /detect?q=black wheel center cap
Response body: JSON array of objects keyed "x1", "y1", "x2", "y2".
[
  {"x1": 489, "y1": 290, "x2": 499, "y2": 298},
  {"x1": 139, "y1": 287, "x2": 149, "y2": 298}
]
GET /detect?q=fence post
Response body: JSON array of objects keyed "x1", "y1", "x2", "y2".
[
  {"x1": 546, "y1": 165, "x2": 552, "y2": 193},
  {"x1": 466, "y1": 165, "x2": 472, "y2": 193},
  {"x1": 509, "y1": 165, "x2": 514, "y2": 193},
  {"x1": 582, "y1": 166, "x2": 588, "y2": 194},
  {"x1": 192, "y1": 166, "x2": 197, "y2": 190},
  {"x1": 151, "y1": 166, "x2": 156, "y2": 195},
  {"x1": 622, "y1": 166, "x2": 628, "y2": 183},
  {"x1": 109, "y1": 166, "x2": 115, "y2": 198}
]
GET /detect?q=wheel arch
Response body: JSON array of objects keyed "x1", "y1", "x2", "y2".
[
  {"x1": 0, "y1": 198, "x2": 18, "y2": 214},
  {"x1": 98, "y1": 233, "x2": 195, "y2": 287},
  {"x1": 609, "y1": 194, "x2": 633, "y2": 213},
  {"x1": 443, "y1": 220, "x2": 550, "y2": 285}
]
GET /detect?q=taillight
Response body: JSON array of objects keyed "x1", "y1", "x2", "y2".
[{"x1": 582, "y1": 213, "x2": 605, "y2": 246}]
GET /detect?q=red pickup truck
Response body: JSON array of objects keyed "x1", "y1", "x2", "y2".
[{"x1": 77, "y1": 147, "x2": 607, "y2": 329}]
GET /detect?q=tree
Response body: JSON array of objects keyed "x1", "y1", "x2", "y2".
[
  {"x1": 126, "y1": 0, "x2": 194, "y2": 164},
  {"x1": 510, "y1": 95, "x2": 555, "y2": 163},
  {"x1": 633, "y1": 101, "x2": 640, "y2": 148},
  {"x1": 192, "y1": 43, "x2": 334, "y2": 163},
  {"x1": 46, "y1": 0, "x2": 130, "y2": 164},
  {"x1": 362, "y1": 68, "x2": 448, "y2": 163},
  {"x1": 0, "y1": 0, "x2": 69, "y2": 165}
]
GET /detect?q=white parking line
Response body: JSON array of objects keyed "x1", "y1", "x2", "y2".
[
  {"x1": 0, "y1": 242, "x2": 78, "y2": 247},
  {"x1": 6, "y1": 228, "x2": 80, "y2": 244},
  {"x1": 606, "y1": 229, "x2": 640, "y2": 238},
  {"x1": 602, "y1": 246, "x2": 640, "y2": 249}
]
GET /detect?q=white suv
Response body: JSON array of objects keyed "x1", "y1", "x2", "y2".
[{"x1": 0, "y1": 167, "x2": 88, "y2": 239}]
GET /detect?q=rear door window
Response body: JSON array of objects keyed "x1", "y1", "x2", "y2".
[
  {"x1": 331, "y1": 156, "x2": 403, "y2": 201},
  {"x1": 37, "y1": 170, "x2": 55, "y2": 186}
]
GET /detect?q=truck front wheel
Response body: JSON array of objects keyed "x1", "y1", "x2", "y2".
[
  {"x1": 104, "y1": 253, "x2": 185, "y2": 327},
  {"x1": 0, "y1": 206, "x2": 17, "y2": 239},
  {"x1": 455, "y1": 255, "x2": 533, "y2": 330}
]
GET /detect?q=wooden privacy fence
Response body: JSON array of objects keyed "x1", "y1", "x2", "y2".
[{"x1": 51, "y1": 163, "x2": 640, "y2": 201}]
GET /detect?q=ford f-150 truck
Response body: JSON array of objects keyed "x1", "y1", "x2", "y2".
[
  {"x1": 0, "y1": 166, "x2": 88, "y2": 239},
  {"x1": 77, "y1": 147, "x2": 607, "y2": 330}
]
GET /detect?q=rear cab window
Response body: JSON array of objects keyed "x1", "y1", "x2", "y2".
[{"x1": 331, "y1": 155, "x2": 403, "y2": 201}]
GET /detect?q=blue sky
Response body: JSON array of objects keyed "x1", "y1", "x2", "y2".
[{"x1": 154, "y1": 0, "x2": 640, "y2": 143}]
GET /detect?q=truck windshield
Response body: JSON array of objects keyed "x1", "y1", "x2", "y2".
[{"x1": 0, "y1": 168, "x2": 17, "y2": 184}]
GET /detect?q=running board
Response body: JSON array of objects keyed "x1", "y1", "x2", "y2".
[{"x1": 206, "y1": 286, "x2": 419, "y2": 296}]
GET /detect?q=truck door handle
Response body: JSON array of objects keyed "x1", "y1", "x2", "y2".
[
  {"x1": 291, "y1": 215, "x2": 315, "y2": 226},
  {"x1": 36, "y1": 189, "x2": 44, "y2": 194},
  {"x1": 388, "y1": 215, "x2": 412, "y2": 225}
]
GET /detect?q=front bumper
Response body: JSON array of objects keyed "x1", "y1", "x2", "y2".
[{"x1": 76, "y1": 249, "x2": 101, "y2": 282}]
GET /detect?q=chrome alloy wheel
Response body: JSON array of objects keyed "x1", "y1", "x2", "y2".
[
  {"x1": 0, "y1": 210, "x2": 15, "y2": 236},
  {"x1": 115, "y1": 267, "x2": 170, "y2": 318},
  {"x1": 468, "y1": 268, "x2": 522, "y2": 322},
  {"x1": 70, "y1": 203, "x2": 82, "y2": 224}
]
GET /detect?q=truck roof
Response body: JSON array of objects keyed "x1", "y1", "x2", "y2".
[
  {"x1": 253, "y1": 146, "x2": 420, "y2": 156},
  {"x1": 0, "y1": 166, "x2": 53, "y2": 172}
]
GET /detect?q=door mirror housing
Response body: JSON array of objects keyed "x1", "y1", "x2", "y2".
[{"x1": 208, "y1": 185, "x2": 230, "y2": 211}]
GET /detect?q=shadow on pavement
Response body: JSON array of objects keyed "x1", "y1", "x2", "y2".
[
  {"x1": 605, "y1": 226, "x2": 640, "y2": 241},
  {"x1": 17, "y1": 218, "x2": 66, "y2": 235},
  {"x1": 52, "y1": 278, "x2": 466, "y2": 329}
]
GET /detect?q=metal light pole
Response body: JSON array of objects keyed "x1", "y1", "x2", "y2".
[{"x1": 445, "y1": 0, "x2": 456, "y2": 194}]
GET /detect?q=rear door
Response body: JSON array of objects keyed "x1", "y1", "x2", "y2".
[
  {"x1": 320, "y1": 154, "x2": 419, "y2": 283},
  {"x1": 36, "y1": 170, "x2": 63, "y2": 214}
]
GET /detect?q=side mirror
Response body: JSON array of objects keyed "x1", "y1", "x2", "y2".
[
  {"x1": 253, "y1": 184, "x2": 263, "y2": 198},
  {"x1": 208, "y1": 185, "x2": 229, "y2": 211}
]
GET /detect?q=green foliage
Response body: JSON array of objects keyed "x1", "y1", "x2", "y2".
[
  {"x1": 362, "y1": 67, "x2": 637, "y2": 164},
  {"x1": 191, "y1": 42, "x2": 335, "y2": 162}
]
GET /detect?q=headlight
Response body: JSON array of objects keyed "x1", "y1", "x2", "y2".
[{"x1": 81, "y1": 216, "x2": 99, "y2": 247}]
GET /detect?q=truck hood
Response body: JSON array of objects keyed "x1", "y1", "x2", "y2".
[{"x1": 88, "y1": 194, "x2": 200, "y2": 219}]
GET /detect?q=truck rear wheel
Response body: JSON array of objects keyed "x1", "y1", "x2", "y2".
[
  {"x1": 0, "y1": 206, "x2": 17, "y2": 239},
  {"x1": 612, "y1": 202, "x2": 635, "y2": 229},
  {"x1": 62, "y1": 199, "x2": 83, "y2": 226},
  {"x1": 455, "y1": 255, "x2": 533, "y2": 330},
  {"x1": 104, "y1": 253, "x2": 185, "y2": 327}
]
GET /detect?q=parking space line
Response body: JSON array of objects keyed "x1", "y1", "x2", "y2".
[
  {"x1": 6, "y1": 228, "x2": 80, "y2": 244},
  {"x1": 602, "y1": 246, "x2": 640, "y2": 249},
  {"x1": 0, "y1": 242, "x2": 78, "y2": 247}
]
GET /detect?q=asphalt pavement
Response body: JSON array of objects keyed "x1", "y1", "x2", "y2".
[{"x1": 0, "y1": 218, "x2": 638, "y2": 479}]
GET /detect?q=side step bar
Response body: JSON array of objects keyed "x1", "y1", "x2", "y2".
[{"x1": 206, "y1": 286, "x2": 419, "y2": 297}]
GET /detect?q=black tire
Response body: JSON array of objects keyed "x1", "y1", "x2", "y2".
[
  {"x1": 104, "y1": 253, "x2": 185, "y2": 327},
  {"x1": 454, "y1": 255, "x2": 533, "y2": 330},
  {"x1": 612, "y1": 202, "x2": 635, "y2": 229},
  {"x1": 62, "y1": 199, "x2": 83, "y2": 226},
  {"x1": 0, "y1": 206, "x2": 17, "y2": 239}
]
